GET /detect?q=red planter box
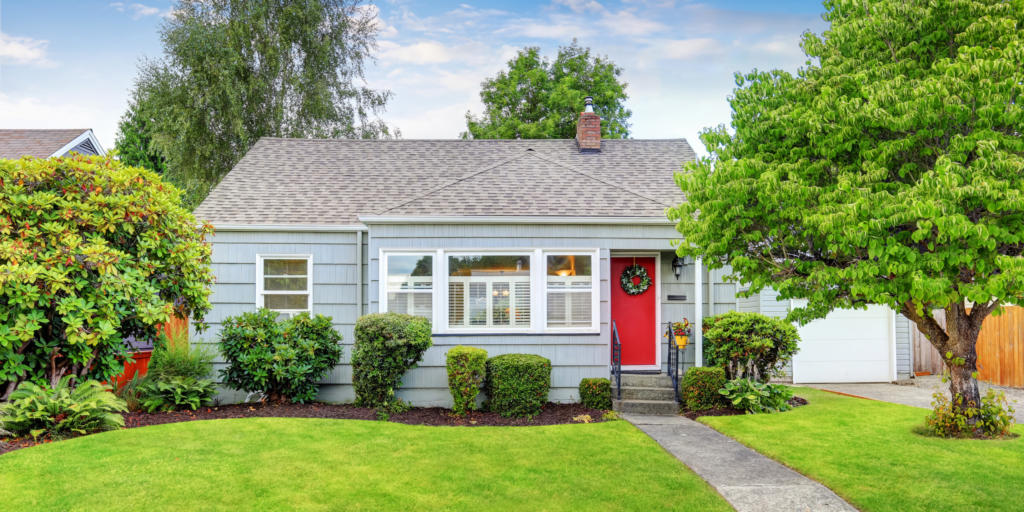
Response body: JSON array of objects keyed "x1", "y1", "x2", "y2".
[{"x1": 112, "y1": 350, "x2": 153, "y2": 389}]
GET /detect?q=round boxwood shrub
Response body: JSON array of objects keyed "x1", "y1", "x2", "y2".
[
  {"x1": 682, "y1": 366, "x2": 727, "y2": 411},
  {"x1": 702, "y1": 311, "x2": 800, "y2": 382},
  {"x1": 446, "y1": 346, "x2": 488, "y2": 417},
  {"x1": 352, "y1": 312, "x2": 433, "y2": 412},
  {"x1": 219, "y1": 309, "x2": 343, "y2": 403},
  {"x1": 579, "y1": 378, "x2": 612, "y2": 410},
  {"x1": 484, "y1": 354, "x2": 551, "y2": 418}
]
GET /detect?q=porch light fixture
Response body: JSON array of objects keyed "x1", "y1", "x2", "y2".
[{"x1": 671, "y1": 256, "x2": 684, "y2": 281}]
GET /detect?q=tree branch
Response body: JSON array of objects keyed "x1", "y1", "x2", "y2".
[{"x1": 901, "y1": 300, "x2": 949, "y2": 351}]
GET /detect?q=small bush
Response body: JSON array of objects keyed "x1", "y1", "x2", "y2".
[
  {"x1": 925, "y1": 387, "x2": 1016, "y2": 438},
  {"x1": 719, "y1": 378, "x2": 794, "y2": 414},
  {"x1": 579, "y1": 378, "x2": 612, "y2": 410},
  {"x1": 149, "y1": 328, "x2": 216, "y2": 380},
  {"x1": 682, "y1": 367, "x2": 726, "y2": 411},
  {"x1": 702, "y1": 311, "x2": 800, "y2": 382},
  {"x1": 138, "y1": 377, "x2": 217, "y2": 412},
  {"x1": 447, "y1": 346, "x2": 487, "y2": 417},
  {"x1": 352, "y1": 312, "x2": 433, "y2": 414},
  {"x1": 2, "y1": 376, "x2": 127, "y2": 439},
  {"x1": 220, "y1": 309, "x2": 343, "y2": 403},
  {"x1": 484, "y1": 354, "x2": 551, "y2": 418}
]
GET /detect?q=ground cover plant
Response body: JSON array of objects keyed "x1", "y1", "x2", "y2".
[
  {"x1": 0, "y1": 418, "x2": 733, "y2": 512},
  {"x1": 118, "y1": 328, "x2": 218, "y2": 413},
  {"x1": 0, "y1": 154, "x2": 214, "y2": 399},
  {"x1": 352, "y1": 312, "x2": 432, "y2": 417},
  {"x1": 670, "y1": 0, "x2": 1024, "y2": 431},
  {"x1": 2, "y1": 376, "x2": 127, "y2": 440},
  {"x1": 718, "y1": 379, "x2": 794, "y2": 414},
  {"x1": 578, "y1": 378, "x2": 612, "y2": 410},
  {"x1": 484, "y1": 354, "x2": 552, "y2": 418},
  {"x1": 220, "y1": 309, "x2": 343, "y2": 404},
  {"x1": 446, "y1": 346, "x2": 487, "y2": 417},
  {"x1": 701, "y1": 388, "x2": 1024, "y2": 511},
  {"x1": 702, "y1": 312, "x2": 800, "y2": 382}
]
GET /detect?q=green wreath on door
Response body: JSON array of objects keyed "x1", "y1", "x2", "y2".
[{"x1": 620, "y1": 264, "x2": 651, "y2": 295}]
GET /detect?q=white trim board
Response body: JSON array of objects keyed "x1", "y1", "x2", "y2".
[
  {"x1": 359, "y1": 215, "x2": 675, "y2": 225},
  {"x1": 214, "y1": 224, "x2": 368, "y2": 232}
]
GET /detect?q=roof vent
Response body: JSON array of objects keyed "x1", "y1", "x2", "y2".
[{"x1": 584, "y1": 96, "x2": 594, "y2": 113}]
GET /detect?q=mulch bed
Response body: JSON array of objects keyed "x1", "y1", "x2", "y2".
[
  {"x1": 681, "y1": 395, "x2": 809, "y2": 420},
  {"x1": 1, "y1": 402, "x2": 610, "y2": 456}
]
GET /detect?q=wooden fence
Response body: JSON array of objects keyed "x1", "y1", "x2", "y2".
[{"x1": 912, "y1": 306, "x2": 1024, "y2": 388}]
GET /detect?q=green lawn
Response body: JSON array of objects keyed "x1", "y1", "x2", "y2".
[
  {"x1": 701, "y1": 388, "x2": 1024, "y2": 512},
  {"x1": 0, "y1": 418, "x2": 731, "y2": 512}
]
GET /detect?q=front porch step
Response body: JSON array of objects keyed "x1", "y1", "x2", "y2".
[
  {"x1": 613, "y1": 399, "x2": 679, "y2": 415},
  {"x1": 620, "y1": 373, "x2": 674, "y2": 388},
  {"x1": 619, "y1": 386, "x2": 677, "y2": 401}
]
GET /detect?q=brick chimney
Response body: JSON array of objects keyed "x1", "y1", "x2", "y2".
[{"x1": 576, "y1": 96, "x2": 600, "y2": 152}]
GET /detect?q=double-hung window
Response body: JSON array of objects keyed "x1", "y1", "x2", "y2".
[
  {"x1": 379, "y1": 249, "x2": 601, "y2": 333},
  {"x1": 258, "y1": 255, "x2": 312, "y2": 318},
  {"x1": 447, "y1": 254, "x2": 532, "y2": 330},
  {"x1": 384, "y1": 254, "x2": 434, "y2": 318}
]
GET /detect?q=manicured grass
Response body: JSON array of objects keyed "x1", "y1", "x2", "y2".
[
  {"x1": 701, "y1": 388, "x2": 1024, "y2": 512},
  {"x1": 0, "y1": 418, "x2": 731, "y2": 511}
]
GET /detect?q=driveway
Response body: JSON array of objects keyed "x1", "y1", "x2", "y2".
[{"x1": 800, "y1": 375, "x2": 1024, "y2": 422}]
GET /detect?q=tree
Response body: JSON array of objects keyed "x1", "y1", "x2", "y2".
[
  {"x1": 0, "y1": 154, "x2": 215, "y2": 399},
  {"x1": 131, "y1": 0, "x2": 398, "y2": 210},
  {"x1": 462, "y1": 40, "x2": 631, "y2": 139},
  {"x1": 670, "y1": 0, "x2": 1024, "y2": 422},
  {"x1": 114, "y1": 93, "x2": 167, "y2": 176}
]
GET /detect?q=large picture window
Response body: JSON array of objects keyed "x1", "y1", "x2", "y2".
[
  {"x1": 258, "y1": 255, "x2": 312, "y2": 317},
  {"x1": 447, "y1": 254, "x2": 531, "y2": 329},
  {"x1": 384, "y1": 254, "x2": 433, "y2": 319},
  {"x1": 379, "y1": 249, "x2": 600, "y2": 333}
]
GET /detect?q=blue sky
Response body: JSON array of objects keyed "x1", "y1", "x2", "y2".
[{"x1": 0, "y1": 0, "x2": 829, "y2": 155}]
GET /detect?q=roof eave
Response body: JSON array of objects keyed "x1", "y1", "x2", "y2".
[{"x1": 358, "y1": 215, "x2": 675, "y2": 225}]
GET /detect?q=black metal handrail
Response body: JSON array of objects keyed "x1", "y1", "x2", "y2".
[
  {"x1": 611, "y1": 320, "x2": 622, "y2": 401},
  {"x1": 667, "y1": 322, "x2": 682, "y2": 402}
]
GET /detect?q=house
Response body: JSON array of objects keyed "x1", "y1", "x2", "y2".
[
  {"x1": 193, "y1": 99, "x2": 913, "y2": 407},
  {"x1": 0, "y1": 129, "x2": 105, "y2": 159}
]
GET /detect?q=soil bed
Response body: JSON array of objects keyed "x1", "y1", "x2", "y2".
[
  {"x1": 681, "y1": 395, "x2": 808, "y2": 420},
  {"x1": 2, "y1": 402, "x2": 609, "y2": 455}
]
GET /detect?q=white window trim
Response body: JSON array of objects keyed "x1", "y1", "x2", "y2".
[
  {"x1": 256, "y1": 253, "x2": 313, "y2": 314},
  {"x1": 378, "y1": 248, "x2": 601, "y2": 335}
]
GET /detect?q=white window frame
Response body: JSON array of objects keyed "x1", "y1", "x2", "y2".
[
  {"x1": 379, "y1": 251, "x2": 437, "y2": 319},
  {"x1": 256, "y1": 253, "x2": 313, "y2": 316},
  {"x1": 378, "y1": 248, "x2": 601, "y2": 335}
]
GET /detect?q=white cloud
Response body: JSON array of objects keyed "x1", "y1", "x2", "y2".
[
  {"x1": 0, "y1": 32, "x2": 58, "y2": 68},
  {"x1": 448, "y1": 5, "x2": 509, "y2": 18},
  {"x1": 128, "y1": 3, "x2": 161, "y2": 19},
  {"x1": 553, "y1": 0, "x2": 605, "y2": 14},
  {"x1": 597, "y1": 10, "x2": 669, "y2": 36},
  {"x1": 110, "y1": 2, "x2": 125, "y2": 11},
  {"x1": 0, "y1": 93, "x2": 112, "y2": 148},
  {"x1": 498, "y1": 17, "x2": 594, "y2": 39},
  {"x1": 376, "y1": 40, "x2": 516, "y2": 66},
  {"x1": 661, "y1": 38, "x2": 724, "y2": 60}
]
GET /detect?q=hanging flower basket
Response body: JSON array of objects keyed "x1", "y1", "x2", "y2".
[
  {"x1": 665, "y1": 320, "x2": 692, "y2": 349},
  {"x1": 620, "y1": 264, "x2": 651, "y2": 295}
]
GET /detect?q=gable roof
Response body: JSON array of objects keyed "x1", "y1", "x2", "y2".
[
  {"x1": 194, "y1": 138, "x2": 695, "y2": 226},
  {"x1": 0, "y1": 129, "x2": 105, "y2": 159}
]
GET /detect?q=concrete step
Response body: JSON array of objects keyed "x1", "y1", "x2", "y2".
[
  {"x1": 613, "y1": 399, "x2": 680, "y2": 415},
  {"x1": 619, "y1": 373, "x2": 674, "y2": 388},
  {"x1": 619, "y1": 386, "x2": 677, "y2": 401}
]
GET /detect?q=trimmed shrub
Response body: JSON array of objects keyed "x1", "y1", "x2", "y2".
[
  {"x1": 702, "y1": 311, "x2": 800, "y2": 382},
  {"x1": 447, "y1": 346, "x2": 488, "y2": 417},
  {"x1": 484, "y1": 354, "x2": 551, "y2": 418},
  {"x1": 219, "y1": 309, "x2": 343, "y2": 403},
  {"x1": 579, "y1": 378, "x2": 612, "y2": 410},
  {"x1": 352, "y1": 312, "x2": 433, "y2": 413},
  {"x1": 682, "y1": 366, "x2": 726, "y2": 411},
  {"x1": 2, "y1": 376, "x2": 127, "y2": 439}
]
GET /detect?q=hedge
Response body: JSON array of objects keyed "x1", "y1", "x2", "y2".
[
  {"x1": 484, "y1": 354, "x2": 551, "y2": 418},
  {"x1": 682, "y1": 366, "x2": 726, "y2": 411},
  {"x1": 702, "y1": 311, "x2": 800, "y2": 382},
  {"x1": 579, "y1": 378, "x2": 612, "y2": 410},
  {"x1": 446, "y1": 346, "x2": 488, "y2": 416},
  {"x1": 352, "y1": 312, "x2": 432, "y2": 412}
]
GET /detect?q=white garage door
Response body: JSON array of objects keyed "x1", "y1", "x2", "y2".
[{"x1": 791, "y1": 300, "x2": 894, "y2": 383}]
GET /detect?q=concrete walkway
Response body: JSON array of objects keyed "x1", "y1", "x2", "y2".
[{"x1": 625, "y1": 414, "x2": 857, "y2": 512}]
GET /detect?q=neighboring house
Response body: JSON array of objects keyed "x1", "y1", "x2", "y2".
[
  {"x1": 194, "y1": 101, "x2": 912, "y2": 406},
  {"x1": 0, "y1": 129, "x2": 105, "y2": 159}
]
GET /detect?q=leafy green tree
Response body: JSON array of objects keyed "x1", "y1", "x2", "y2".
[
  {"x1": 114, "y1": 94, "x2": 167, "y2": 174},
  {"x1": 462, "y1": 40, "x2": 631, "y2": 139},
  {"x1": 670, "y1": 0, "x2": 1024, "y2": 421},
  {"x1": 131, "y1": 0, "x2": 397, "y2": 210},
  {"x1": 0, "y1": 154, "x2": 214, "y2": 399}
]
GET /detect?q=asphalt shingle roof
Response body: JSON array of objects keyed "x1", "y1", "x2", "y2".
[
  {"x1": 0, "y1": 129, "x2": 89, "y2": 159},
  {"x1": 194, "y1": 138, "x2": 696, "y2": 225}
]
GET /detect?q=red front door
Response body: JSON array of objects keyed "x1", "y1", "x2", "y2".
[{"x1": 611, "y1": 257, "x2": 657, "y2": 366}]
